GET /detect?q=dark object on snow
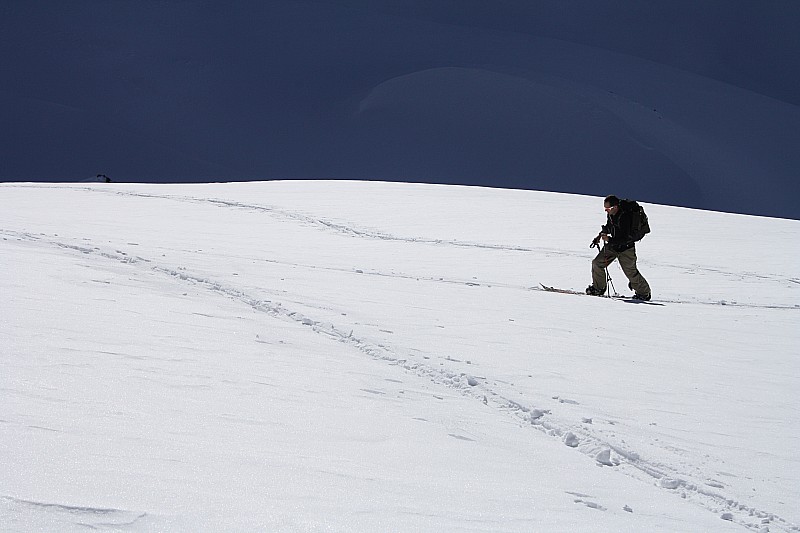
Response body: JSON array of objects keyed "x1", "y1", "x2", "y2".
[{"x1": 588, "y1": 195, "x2": 651, "y2": 300}]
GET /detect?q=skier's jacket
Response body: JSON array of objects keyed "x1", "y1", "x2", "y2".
[{"x1": 603, "y1": 200, "x2": 650, "y2": 252}]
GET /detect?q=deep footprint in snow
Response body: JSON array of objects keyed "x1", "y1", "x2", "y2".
[
  {"x1": 448, "y1": 433, "x2": 476, "y2": 442},
  {"x1": 574, "y1": 499, "x2": 607, "y2": 511}
]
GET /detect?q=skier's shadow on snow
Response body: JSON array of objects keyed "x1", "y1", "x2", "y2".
[{"x1": 619, "y1": 299, "x2": 665, "y2": 306}]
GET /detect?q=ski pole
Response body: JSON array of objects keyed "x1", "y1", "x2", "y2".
[{"x1": 605, "y1": 266, "x2": 616, "y2": 297}]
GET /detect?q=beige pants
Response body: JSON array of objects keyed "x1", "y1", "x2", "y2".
[{"x1": 592, "y1": 246, "x2": 651, "y2": 296}]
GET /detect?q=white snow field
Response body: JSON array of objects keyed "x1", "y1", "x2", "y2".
[{"x1": 2, "y1": 181, "x2": 798, "y2": 532}]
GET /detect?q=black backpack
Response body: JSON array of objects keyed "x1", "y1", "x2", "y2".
[{"x1": 621, "y1": 199, "x2": 650, "y2": 242}]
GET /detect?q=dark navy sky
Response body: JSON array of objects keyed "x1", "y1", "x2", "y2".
[{"x1": 2, "y1": 1, "x2": 799, "y2": 218}]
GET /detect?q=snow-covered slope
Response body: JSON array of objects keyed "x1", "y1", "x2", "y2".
[{"x1": 2, "y1": 181, "x2": 798, "y2": 532}]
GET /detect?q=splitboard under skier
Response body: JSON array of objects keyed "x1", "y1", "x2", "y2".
[{"x1": 586, "y1": 195, "x2": 651, "y2": 301}]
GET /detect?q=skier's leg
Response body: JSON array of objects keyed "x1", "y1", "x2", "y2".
[
  {"x1": 618, "y1": 247, "x2": 651, "y2": 296},
  {"x1": 591, "y1": 247, "x2": 617, "y2": 292}
]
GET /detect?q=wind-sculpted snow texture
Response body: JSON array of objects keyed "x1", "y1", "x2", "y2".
[{"x1": 2, "y1": 181, "x2": 799, "y2": 532}]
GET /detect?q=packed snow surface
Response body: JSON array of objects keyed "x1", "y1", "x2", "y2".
[{"x1": 2, "y1": 181, "x2": 798, "y2": 532}]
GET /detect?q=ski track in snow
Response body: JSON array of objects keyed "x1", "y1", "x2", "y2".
[
  {"x1": 0, "y1": 495, "x2": 147, "y2": 529},
  {"x1": 3, "y1": 226, "x2": 797, "y2": 533},
  {"x1": 10, "y1": 184, "x2": 800, "y2": 305}
]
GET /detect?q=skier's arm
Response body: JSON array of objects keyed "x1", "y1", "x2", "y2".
[{"x1": 600, "y1": 219, "x2": 613, "y2": 241}]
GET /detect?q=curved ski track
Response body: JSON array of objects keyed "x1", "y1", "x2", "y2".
[
  {"x1": 2, "y1": 227, "x2": 796, "y2": 532},
  {"x1": 0, "y1": 495, "x2": 148, "y2": 529}
]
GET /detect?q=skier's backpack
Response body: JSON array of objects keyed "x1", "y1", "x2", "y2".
[{"x1": 622, "y1": 199, "x2": 650, "y2": 242}]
